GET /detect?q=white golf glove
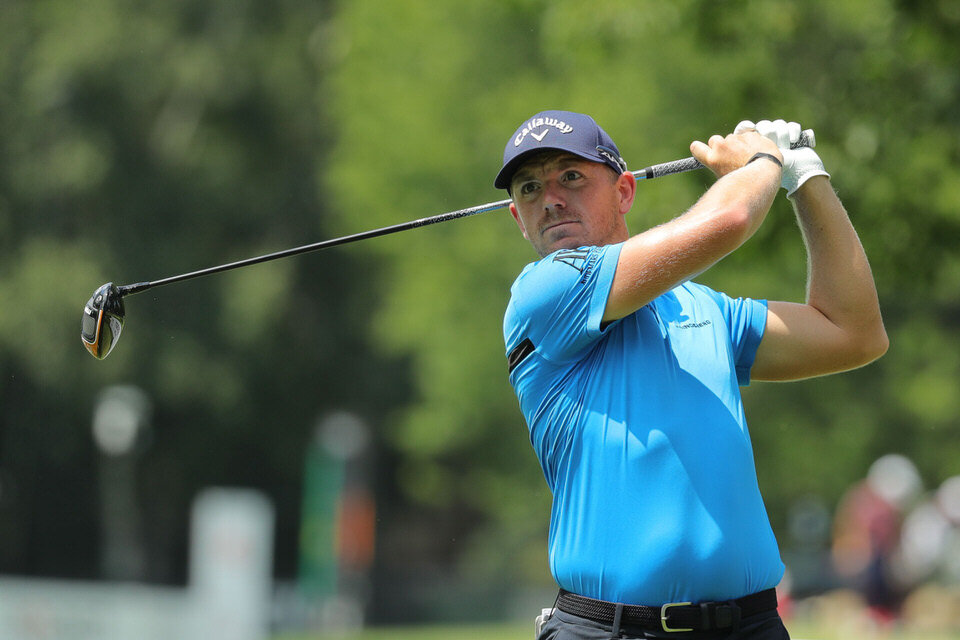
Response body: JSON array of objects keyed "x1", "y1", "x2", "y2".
[{"x1": 736, "y1": 119, "x2": 830, "y2": 197}]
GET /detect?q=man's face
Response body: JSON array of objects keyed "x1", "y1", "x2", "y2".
[{"x1": 509, "y1": 152, "x2": 635, "y2": 257}]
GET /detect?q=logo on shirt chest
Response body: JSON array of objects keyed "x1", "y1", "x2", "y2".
[{"x1": 672, "y1": 319, "x2": 712, "y2": 329}]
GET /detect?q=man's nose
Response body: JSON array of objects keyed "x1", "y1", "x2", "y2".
[{"x1": 543, "y1": 181, "x2": 565, "y2": 212}]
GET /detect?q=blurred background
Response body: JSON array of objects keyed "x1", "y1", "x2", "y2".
[{"x1": 1, "y1": 0, "x2": 959, "y2": 638}]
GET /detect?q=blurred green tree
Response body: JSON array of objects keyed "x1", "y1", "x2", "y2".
[{"x1": 0, "y1": 0, "x2": 410, "y2": 584}]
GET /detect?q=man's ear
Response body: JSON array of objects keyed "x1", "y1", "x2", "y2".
[
  {"x1": 617, "y1": 172, "x2": 637, "y2": 216},
  {"x1": 509, "y1": 202, "x2": 529, "y2": 240}
]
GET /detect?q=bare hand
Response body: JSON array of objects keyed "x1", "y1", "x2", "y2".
[{"x1": 689, "y1": 130, "x2": 782, "y2": 178}]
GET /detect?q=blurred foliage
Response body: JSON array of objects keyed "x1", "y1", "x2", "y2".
[
  {"x1": 1, "y1": 0, "x2": 959, "y2": 623},
  {"x1": 0, "y1": 0, "x2": 411, "y2": 583},
  {"x1": 326, "y1": 0, "x2": 960, "y2": 595}
]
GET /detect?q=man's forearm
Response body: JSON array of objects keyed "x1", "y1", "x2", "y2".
[
  {"x1": 696, "y1": 155, "x2": 782, "y2": 238},
  {"x1": 603, "y1": 157, "x2": 780, "y2": 322},
  {"x1": 791, "y1": 176, "x2": 885, "y2": 338}
]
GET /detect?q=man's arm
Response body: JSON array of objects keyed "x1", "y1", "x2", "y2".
[
  {"x1": 603, "y1": 131, "x2": 783, "y2": 322},
  {"x1": 752, "y1": 176, "x2": 888, "y2": 380}
]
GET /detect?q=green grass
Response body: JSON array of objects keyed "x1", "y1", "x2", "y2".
[
  {"x1": 787, "y1": 622, "x2": 959, "y2": 640},
  {"x1": 275, "y1": 620, "x2": 960, "y2": 640},
  {"x1": 275, "y1": 624, "x2": 529, "y2": 640}
]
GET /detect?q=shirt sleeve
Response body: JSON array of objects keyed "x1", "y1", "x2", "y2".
[
  {"x1": 690, "y1": 284, "x2": 768, "y2": 385},
  {"x1": 505, "y1": 243, "x2": 623, "y2": 364}
]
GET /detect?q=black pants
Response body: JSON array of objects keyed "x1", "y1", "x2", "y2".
[{"x1": 538, "y1": 608, "x2": 790, "y2": 640}]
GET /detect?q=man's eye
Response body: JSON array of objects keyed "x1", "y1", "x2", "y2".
[
  {"x1": 562, "y1": 171, "x2": 582, "y2": 182},
  {"x1": 519, "y1": 182, "x2": 539, "y2": 195}
]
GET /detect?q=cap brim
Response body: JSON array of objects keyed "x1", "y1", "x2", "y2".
[{"x1": 494, "y1": 147, "x2": 606, "y2": 190}]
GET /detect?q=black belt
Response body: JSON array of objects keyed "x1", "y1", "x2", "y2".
[{"x1": 556, "y1": 588, "x2": 778, "y2": 633}]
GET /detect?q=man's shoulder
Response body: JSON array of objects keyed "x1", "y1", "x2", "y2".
[
  {"x1": 511, "y1": 245, "x2": 620, "y2": 290},
  {"x1": 514, "y1": 247, "x2": 596, "y2": 276},
  {"x1": 504, "y1": 244, "x2": 623, "y2": 350}
]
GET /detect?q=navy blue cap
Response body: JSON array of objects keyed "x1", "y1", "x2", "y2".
[{"x1": 494, "y1": 110, "x2": 627, "y2": 190}]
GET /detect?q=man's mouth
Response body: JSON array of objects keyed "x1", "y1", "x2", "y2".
[{"x1": 543, "y1": 220, "x2": 579, "y2": 234}]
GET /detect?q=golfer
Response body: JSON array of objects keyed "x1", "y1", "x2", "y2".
[{"x1": 497, "y1": 111, "x2": 887, "y2": 639}]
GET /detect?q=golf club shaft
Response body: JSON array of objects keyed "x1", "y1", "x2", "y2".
[
  {"x1": 117, "y1": 197, "x2": 512, "y2": 296},
  {"x1": 117, "y1": 133, "x2": 812, "y2": 297}
]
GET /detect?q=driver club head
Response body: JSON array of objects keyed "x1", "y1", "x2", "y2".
[{"x1": 81, "y1": 282, "x2": 126, "y2": 360}]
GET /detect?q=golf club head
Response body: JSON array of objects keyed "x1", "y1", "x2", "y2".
[{"x1": 81, "y1": 282, "x2": 126, "y2": 360}]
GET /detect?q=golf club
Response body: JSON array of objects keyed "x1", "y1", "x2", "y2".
[{"x1": 82, "y1": 130, "x2": 814, "y2": 360}]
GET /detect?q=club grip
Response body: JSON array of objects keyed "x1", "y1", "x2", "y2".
[
  {"x1": 644, "y1": 157, "x2": 702, "y2": 179},
  {"x1": 637, "y1": 128, "x2": 815, "y2": 180}
]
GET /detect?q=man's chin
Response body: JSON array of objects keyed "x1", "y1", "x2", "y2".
[{"x1": 537, "y1": 238, "x2": 583, "y2": 257}]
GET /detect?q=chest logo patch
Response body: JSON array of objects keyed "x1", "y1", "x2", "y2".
[{"x1": 673, "y1": 319, "x2": 712, "y2": 329}]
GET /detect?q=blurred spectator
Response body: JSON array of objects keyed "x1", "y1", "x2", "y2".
[
  {"x1": 936, "y1": 476, "x2": 960, "y2": 585},
  {"x1": 831, "y1": 454, "x2": 922, "y2": 622},
  {"x1": 897, "y1": 476, "x2": 960, "y2": 633},
  {"x1": 894, "y1": 475, "x2": 960, "y2": 587}
]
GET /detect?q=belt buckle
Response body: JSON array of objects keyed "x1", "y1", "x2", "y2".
[{"x1": 660, "y1": 601, "x2": 693, "y2": 632}]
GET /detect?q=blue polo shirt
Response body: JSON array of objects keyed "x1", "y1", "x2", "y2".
[{"x1": 504, "y1": 243, "x2": 784, "y2": 605}]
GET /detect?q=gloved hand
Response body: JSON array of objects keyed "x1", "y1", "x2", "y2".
[{"x1": 735, "y1": 119, "x2": 830, "y2": 197}]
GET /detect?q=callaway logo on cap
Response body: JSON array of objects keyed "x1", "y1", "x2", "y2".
[
  {"x1": 513, "y1": 116, "x2": 575, "y2": 146},
  {"x1": 495, "y1": 109, "x2": 627, "y2": 190}
]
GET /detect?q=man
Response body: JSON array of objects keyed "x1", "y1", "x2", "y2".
[{"x1": 497, "y1": 110, "x2": 888, "y2": 639}]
